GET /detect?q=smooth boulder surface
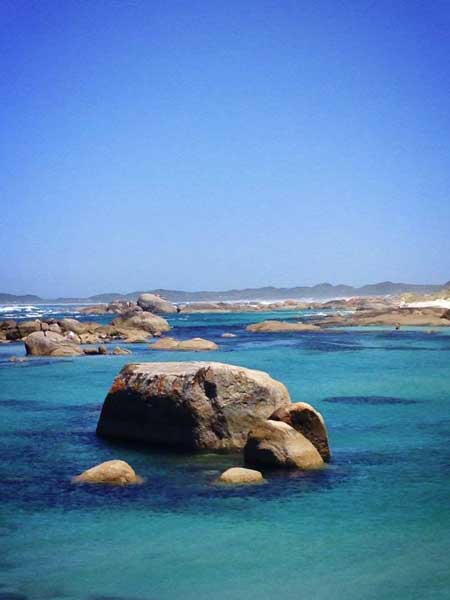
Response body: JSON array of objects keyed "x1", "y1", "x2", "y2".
[
  {"x1": 97, "y1": 362, "x2": 291, "y2": 450},
  {"x1": 218, "y1": 467, "x2": 264, "y2": 484},
  {"x1": 150, "y1": 337, "x2": 218, "y2": 351},
  {"x1": 112, "y1": 312, "x2": 170, "y2": 334},
  {"x1": 72, "y1": 460, "x2": 142, "y2": 485},
  {"x1": 137, "y1": 293, "x2": 177, "y2": 314},
  {"x1": 246, "y1": 320, "x2": 321, "y2": 333},
  {"x1": 270, "y1": 402, "x2": 331, "y2": 461},
  {"x1": 24, "y1": 331, "x2": 84, "y2": 356},
  {"x1": 244, "y1": 420, "x2": 324, "y2": 470}
]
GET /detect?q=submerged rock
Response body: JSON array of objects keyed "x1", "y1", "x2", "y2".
[
  {"x1": 24, "y1": 331, "x2": 84, "y2": 356},
  {"x1": 246, "y1": 320, "x2": 321, "y2": 333},
  {"x1": 137, "y1": 293, "x2": 177, "y2": 314},
  {"x1": 113, "y1": 346, "x2": 132, "y2": 355},
  {"x1": 150, "y1": 337, "x2": 218, "y2": 351},
  {"x1": 221, "y1": 332, "x2": 237, "y2": 338},
  {"x1": 97, "y1": 362, "x2": 291, "y2": 450},
  {"x1": 72, "y1": 460, "x2": 142, "y2": 485},
  {"x1": 244, "y1": 420, "x2": 324, "y2": 470},
  {"x1": 270, "y1": 402, "x2": 331, "y2": 461},
  {"x1": 217, "y1": 467, "x2": 264, "y2": 484}
]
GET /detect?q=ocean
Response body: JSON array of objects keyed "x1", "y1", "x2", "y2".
[{"x1": 1, "y1": 305, "x2": 449, "y2": 599}]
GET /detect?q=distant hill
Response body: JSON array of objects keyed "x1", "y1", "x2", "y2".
[{"x1": 0, "y1": 280, "x2": 448, "y2": 304}]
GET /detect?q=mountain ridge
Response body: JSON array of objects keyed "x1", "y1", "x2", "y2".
[{"x1": 1, "y1": 281, "x2": 448, "y2": 304}]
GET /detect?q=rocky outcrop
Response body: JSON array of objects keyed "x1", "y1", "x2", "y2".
[
  {"x1": 246, "y1": 320, "x2": 321, "y2": 333},
  {"x1": 150, "y1": 337, "x2": 218, "y2": 351},
  {"x1": 315, "y1": 307, "x2": 450, "y2": 328},
  {"x1": 270, "y1": 402, "x2": 330, "y2": 461},
  {"x1": 24, "y1": 331, "x2": 84, "y2": 356},
  {"x1": 137, "y1": 293, "x2": 177, "y2": 314},
  {"x1": 244, "y1": 420, "x2": 324, "y2": 470},
  {"x1": 97, "y1": 362, "x2": 291, "y2": 450},
  {"x1": 217, "y1": 467, "x2": 264, "y2": 484},
  {"x1": 112, "y1": 312, "x2": 170, "y2": 334},
  {"x1": 72, "y1": 460, "x2": 142, "y2": 485}
]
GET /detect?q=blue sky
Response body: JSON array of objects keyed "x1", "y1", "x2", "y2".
[{"x1": 1, "y1": 0, "x2": 449, "y2": 296}]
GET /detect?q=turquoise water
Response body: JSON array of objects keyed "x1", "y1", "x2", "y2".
[{"x1": 1, "y1": 309, "x2": 450, "y2": 599}]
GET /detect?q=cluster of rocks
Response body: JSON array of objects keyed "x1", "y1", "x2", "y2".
[
  {"x1": 95, "y1": 361, "x2": 330, "y2": 485},
  {"x1": 77, "y1": 294, "x2": 324, "y2": 317},
  {"x1": 312, "y1": 306, "x2": 450, "y2": 328},
  {"x1": 0, "y1": 311, "x2": 171, "y2": 356},
  {"x1": 78, "y1": 293, "x2": 177, "y2": 316},
  {"x1": 244, "y1": 306, "x2": 450, "y2": 332}
]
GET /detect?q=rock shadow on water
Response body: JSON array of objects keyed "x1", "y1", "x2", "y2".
[{"x1": 322, "y1": 395, "x2": 419, "y2": 405}]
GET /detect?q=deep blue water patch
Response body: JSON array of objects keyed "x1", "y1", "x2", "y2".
[{"x1": 323, "y1": 395, "x2": 419, "y2": 405}]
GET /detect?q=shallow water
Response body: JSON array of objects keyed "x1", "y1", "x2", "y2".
[{"x1": 1, "y1": 308, "x2": 450, "y2": 599}]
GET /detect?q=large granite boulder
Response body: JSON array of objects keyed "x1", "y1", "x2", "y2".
[
  {"x1": 246, "y1": 320, "x2": 321, "y2": 333},
  {"x1": 244, "y1": 420, "x2": 324, "y2": 469},
  {"x1": 217, "y1": 467, "x2": 264, "y2": 484},
  {"x1": 17, "y1": 320, "x2": 43, "y2": 338},
  {"x1": 112, "y1": 312, "x2": 170, "y2": 334},
  {"x1": 97, "y1": 362, "x2": 291, "y2": 450},
  {"x1": 150, "y1": 337, "x2": 218, "y2": 351},
  {"x1": 24, "y1": 331, "x2": 84, "y2": 356},
  {"x1": 72, "y1": 460, "x2": 142, "y2": 485},
  {"x1": 137, "y1": 293, "x2": 177, "y2": 314},
  {"x1": 270, "y1": 402, "x2": 331, "y2": 461}
]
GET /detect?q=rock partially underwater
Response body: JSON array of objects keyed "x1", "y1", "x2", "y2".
[
  {"x1": 73, "y1": 460, "x2": 142, "y2": 485},
  {"x1": 97, "y1": 362, "x2": 291, "y2": 451},
  {"x1": 217, "y1": 467, "x2": 264, "y2": 484},
  {"x1": 150, "y1": 337, "x2": 219, "y2": 351},
  {"x1": 96, "y1": 361, "x2": 331, "y2": 470},
  {"x1": 246, "y1": 320, "x2": 321, "y2": 333},
  {"x1": 244, "y1": 420, "x2": 324, "y2": 470}
]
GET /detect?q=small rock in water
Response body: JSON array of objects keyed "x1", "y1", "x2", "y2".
[
  {"x1": 72, "y1": 460, "x2": 142, "y2": 485},
  {"x1": 218, "y1": 467, "x2": 264, "y2": 484},
  {"x1": 150, "y1": 337, "x2": 218, "y2": 351},
  {"x1": 112, "y1": 346, "x2": 132, "y2": 355},
  {"x1": 221, "y1": 332, "x2": 237, "y2": 338}
]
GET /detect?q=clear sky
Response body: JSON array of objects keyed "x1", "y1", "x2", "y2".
[{"x1": 1, "y1": 0, "x2": 449, "y2": 297}]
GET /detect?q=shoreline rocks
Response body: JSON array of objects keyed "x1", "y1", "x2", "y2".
[
  {"x1": 313, "y1": 307, "x2": 450, "y2": 328},
  {"x1": 97, "y1": 361, "x2": 291, "y2": 450}
]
